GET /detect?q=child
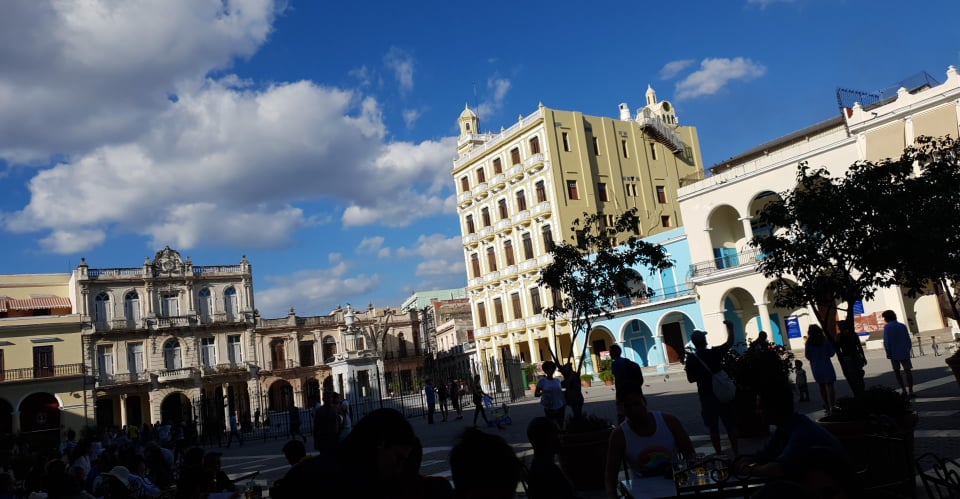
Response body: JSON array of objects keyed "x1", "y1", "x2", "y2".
[{"x1": 795, "y1": 359, "x2": 810, "y2": 402}]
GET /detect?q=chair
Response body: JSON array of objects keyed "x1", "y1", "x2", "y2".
[{"x1": 916, "y1": 452, "x2": 960, "y2": 499}]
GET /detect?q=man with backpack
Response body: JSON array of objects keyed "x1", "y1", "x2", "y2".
[{"x1": 685, "y1": 321, "x2": 739, "y2": 455}]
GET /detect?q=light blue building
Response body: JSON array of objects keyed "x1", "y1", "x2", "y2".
[{"x1": 577, "y1": 228, "x2": 703, "y2": 376}]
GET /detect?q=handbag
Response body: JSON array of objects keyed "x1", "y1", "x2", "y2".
[{"x1": 691, "y1": 352, "x2": 736, "y2": 403}]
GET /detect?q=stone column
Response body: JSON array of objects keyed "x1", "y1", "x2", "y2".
[
  {"x1": 757, "y1": 302, "x2": 774, "y2": 343},
  {"x1": 119, "y1": 395, "x2": 128, "y2": 428},
  {"x1": 526, "y1": 332, "x2": 539, "y2": 364},
  {"x1": 738, "y1": 216, "x2": 753, "y2": 249}
]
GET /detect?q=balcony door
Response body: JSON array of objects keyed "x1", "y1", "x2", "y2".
[
  {"x1": 97, "y1": 345, "x2": 114, "y2": 382},
  {"x1": 200, "y1": 337, "x2": 216, "y2": 368},
  {"x1": 198, "y1": 288, "x2": 213, "y2": 323},
  {"x1": 124, "y1": 292, "x2": 141, "y2": 327},
  {"x1": 270, "y1": 339, "x2": 286, "y2": 370},
  {"x1": 33, "y1": 346, "x2": 54, "y2": 378},
  {"x1": 161, "y1": 294, "x2": 179, "y2": 318},
  {"x1": 224, "y1": 287, "x2": 238, "y2": 321},
  {"x1": 128, "y1": 342, "x2": 144, "y2": 381}
]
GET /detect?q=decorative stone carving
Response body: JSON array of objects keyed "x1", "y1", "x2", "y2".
[{"x1": 153, "y1": 246, "x2": 184, "y2": 276}]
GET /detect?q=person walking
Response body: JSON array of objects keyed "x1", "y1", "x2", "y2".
[
  {"x1": 339, "y1": 395, "x2": 353, "y2": 439},
  {"x1": 883, "y1": 310, "x2": 915, "y2": 398},
  {"x1": 436, "y1": 377, "x2": 449, "y2": 422},
  {"x1": 471, "y1": 375, "x2": 500, "y2": 428},
  {"x1": 804, "y1": 324, "x2": 838, "y2": 415},
  {"x1": 534, "y1": 361, "x2": 565, "y2": 429},
  {"x1": 425, "y1": 379, "x2": 437, "y2": 424},
  {"x1": 684, "y1": 321, "x2": 738, "y2": 455},
  {"x1": 837, "y1": 323, "x2": 867, "y2": 396},
  {"x1": 449, "y1": 378, "x2": 463, "y2": 420},
  {"x1": 288, "y1": 405, "x2": 304, "y2": 443},
  {"x1": 609, "y1": 343, "x2": 644, "y2": 422},
  {"x1": 225, "y1": 411, "x2": 243, "y2": 448}
]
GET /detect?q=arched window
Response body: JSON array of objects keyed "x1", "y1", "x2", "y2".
[
  {"x1": 163, "y1": 340, "x2": 182, "y2": 370},
  {"x1": 224, "y1": 287, "x2": 238, "y2": 321},
  {"x1": 198, "y1": 288, "x2": 213, "y2": 323},
  {"x1": 398, "y1": 333, "x2": 408, "y2": 358},
  {"x1": 94, "y1": 292, "x2": 111, "y2": 324},
  {"x1": 124, "y1": 291, "x2": 140, "y2": 326},
  {"x1": 322, "y1": 336, "x2": 337, "y2": 363}
]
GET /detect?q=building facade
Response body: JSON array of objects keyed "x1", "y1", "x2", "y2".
[
  {"x1": 453, "y1": 87, "x2": 705, "y2": 384},
  {"x1": 677, "y1": 65, "x2": 960, "y2": 350},
  {"x1": 77, "y1": 247, "x2": 258, "y2": 432},
  {"x1": 0, "y1": 274, "x2": 88, "y2": 445}
]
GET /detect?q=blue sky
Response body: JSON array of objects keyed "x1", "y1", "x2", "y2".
[{"x1": 0, "y1": 0, "x2": 958, "y2": 318}]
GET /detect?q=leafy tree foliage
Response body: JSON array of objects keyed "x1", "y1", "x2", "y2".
[{"x1": 538, "y1": 208, "x2": 673, "y2": 372}]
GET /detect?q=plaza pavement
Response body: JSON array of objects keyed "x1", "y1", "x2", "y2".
[{"x1": 219, "y1": 339, "x2": 960, "y2": 497}]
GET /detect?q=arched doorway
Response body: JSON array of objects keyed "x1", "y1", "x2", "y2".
[
  {"x1": 20, "y1": 393, "x2": 60, "y2": 448},
  {"x1": 0, "y1": 398, "x2": 13, "y2": 435},
  {"x1": 303, "y1": 378, "x2": 321, "y2": 408},
  {"x1": 268, "y1": 380, "x2": 294, "y2": 412},
  {"x1": 585, "y1": 327, "x2": 615, "y2": 373},
  {"x1": 622, "y1": 319, "x2": 656, "y2": 366},
  {"x1": 160, "y1": 392, "x2": 192, "y2": 424}
]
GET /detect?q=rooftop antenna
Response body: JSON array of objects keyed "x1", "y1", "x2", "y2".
[{"x1": 472, "y1": 81, "x2": 481, "y2": 133}]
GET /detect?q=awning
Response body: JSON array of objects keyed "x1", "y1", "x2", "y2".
[
  {"x1": 0, "y1": 298, "x2": 6, "y2": 313},
  {"x1": 7, "y1": 296, "x2": 72, "y2": 311}
]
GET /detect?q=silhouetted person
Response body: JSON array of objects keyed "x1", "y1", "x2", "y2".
[
  {"x1": 685, "y1": 322, "x2": 738, "y2": 455},
  {"x1": 883, "y1": 310, "x2": 915, "y2": 398},
  {"x1": 450, "y1": 428, "x2": 521, "y2": 499},
  {"x1": 526, "y1": 417, "x2": 577, "y2": 499}
]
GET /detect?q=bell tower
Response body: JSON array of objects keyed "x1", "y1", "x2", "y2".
[{"x1": 457, "y1": 103, "x2": 483, "y2": 154}]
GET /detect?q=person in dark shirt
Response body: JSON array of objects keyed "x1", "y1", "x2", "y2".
[
  {"x1": 684, "y1": 321, "x2": 738, "y2": 455},
  {"x1": 609, "y1": 343, "x2": 644, "y2": 423},
  {"x1": 525, "y1": 417, "x2": 577, "y2": 499}
]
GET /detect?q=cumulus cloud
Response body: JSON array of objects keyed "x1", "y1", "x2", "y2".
[
  {"x1": 674, "y1": 57, "x2": 766, "y2": 99},
  {"x1": 659, "y1": 59, "x2": 696, "y2": 80},
  {"x1": 4, "y1": 78, "x2": 458, "y2": 253},
  {"x1": 255, "y1": 259, "x2": 380, "y2": 317},
  {"x1": 384, "y1": 47, "x2": 415, "y2": 94},
  {"x1": 357, "y1": 236, "x2": 387, "y2": 255},
  {"x1": 476, "y1": 77, "x2": 511, "y2": 120},
  {"x1": 396, "y1": 234, "x2": 465, "y2": 278},
  {"x1": 0, "y1": 0, "x2": 280, "y2": 164}
]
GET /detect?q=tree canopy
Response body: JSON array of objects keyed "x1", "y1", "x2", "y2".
[{"x1": 537, "y1": 208, "x2": 673, "y2": 372}]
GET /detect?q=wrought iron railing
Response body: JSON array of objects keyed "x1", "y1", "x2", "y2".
[
  {"x1": 689, "y1": 248, "x2": 764, "y2": 278},
  {"x1": 1, "y1": 363, "x2": 85, "y2": 382}
]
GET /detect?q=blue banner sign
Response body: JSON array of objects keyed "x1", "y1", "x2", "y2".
[{"x1": 786, "y1": 315, "x2": 802, "y2": 339}]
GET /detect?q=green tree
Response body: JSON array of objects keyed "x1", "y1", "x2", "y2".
[{"x1": 537, "y1": 208, "x2": 673, "y2": 373}]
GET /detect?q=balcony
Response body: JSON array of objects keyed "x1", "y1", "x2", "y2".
[
  {"x1": 95, "y1": 371, "x2": 149, "y2": 387},
  {"x1": 518, "y1": 260, "x2": 537, "y2": 272},
  {"x1": 511, "y1": 210, "x2": 531, "y2": 225},
  {"x1": 489, "y1": 173, "x2": 506, "y2": 192},
  {"x1": 638, "y1": 115, "x2": 685, "y2": 153},
  {"x1": 471, "y1": 182, "x2": 488, "y2": 200},
  {"x1": 508, "y1": 319, "x2": 525, "y2": 330},
  {"x1": 689, "y1": 248, "x2": 763, "y2": 279},
  {"x1": 491, "y1": 324, "x2": 507, "y2": 333},
  {"x1": 494, "y1": 219, "x2": 511, "y2": 233},
  {"x1": 87, "y1": 268, "x2": 146, "y2": 280},
  {"x1": 524, "y1": 153, "x2": 545, "y2": 173},
  {"x1": 462, "y1": 233, "x2": 479, "y2": 246},
  {"x1": 0, "y1": 363, "x2": 85, "y2": 383},
  {"x1": 475, "y1": 327, "x2": 490, "y2": 336},
  {"x1": 531, "y1": 201, "x2": 552, "y2": 218},
  {"x1": 198, "y1": 313, "x2": 227, "y2": 325},
  {"x1": 525, "y1": 315, "x2": 547, "y2": 326},
  {"x1": 482, "y1": 271, "x2": 501, "y2": 283},
  {"x1": 157, "y1": 367, "x2": 197, "y2": 383},
  {"x1": 192, "y1": 265, "x2": 243, "y2": 276},
  {"x1": 537, "y1": 253, "x2": 554, "y2": 266},
  {"x1": 501, "y1": 264, "x2": 518, "y2": 277},
  {"x1": 457, "y1": 191, "x2": 472, "y2": 206},
  {"x1": 468, "y1": 277, "x2": 483, "y2": 288},
  {"x1": 508, "y1": 164, "x2": 524, "y2": 181},
  {"x1": 156, "y1": 316, "x2": 193, "y2": 328},
  {"x1": 201, "y1": 362, "x2": 248, "y2": 376},
  {"x1": 479, "y1": 227, "x2": 495, "y2": 241}
]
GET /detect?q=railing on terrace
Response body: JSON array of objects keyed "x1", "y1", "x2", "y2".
[
  {"x1": 1, "y1": 363, "x2": 85, "y2": 382},
  {"x1": 201, "y1": 362, "x2": 248, "y2": 376},
  {"x1": 157, "y1": 367, "x2": 197, "y2": 382},
  {"x1": 95, "y1": 371, "x2": 149, "y2": 386},
  {"x1": 453, "y1": 109, "x2": 543, "y2": 167},
  {"x1": 614, "y1": 284, "x2": 696, "y2": 309},
  {"x1": 193, "y1": 265, "x2": 243, "y2": 275},
  {"x1": 638, "y1": 115, "x2": 684, "y2": 153},
  {"x1": 156, "y1": 316, "x2": 193, "y2": 328},
  {"x1": 198, "y1": 313, "x2": 227, "y2": 325},
  {"x1": 88, "y1": 268, "x2": 144, "y2": 279},
  {"x1": 689, "y1": 248, "x2": 764, "y2": 278}
]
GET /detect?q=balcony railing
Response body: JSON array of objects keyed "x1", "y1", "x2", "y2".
[
  {"x1": 1, "y1": 363, "x2": 85, "y2": 382},
  {"x1": 192, "y1": 265, "x2": 242, "y2": 275},
  {"x1": 508, "y1": 164, "x2": 524, "y2": 180},
  {"x1": 87, "y1": 268, "x2": 146, "y2": 279},
  {"x1": 689, "y1": 248, "x2": 764, "y2": 278},
  {"x1": 95, "y1": 371, "x2": 149, "y2": 387},
  {"x1": 531, "y1": 201, "x2": 552, "y2": 217},
  {"x1": 156, "y1": 316, "x2": 193, "y2": 328},
  {"x1": 201, "y1": 362, "x2": 248, "y2": 376},
  {"x1": 457, "y1": 191, "x2": 472, "y2": 204},
  {"x1": 198, "y1": 313, "x2": 226, "y2": 325},
  {"x1": 156, "y1": 367, "x2": 197, "y2": 383}
]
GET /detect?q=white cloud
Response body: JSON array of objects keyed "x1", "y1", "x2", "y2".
[
  {"x1": 384, "y1": 47, "x2": 415, "y2": 94},
  {"x1": 4, "y1": 78, "x2": 459, "y2": 253},
  {"x1": 416, "y1": 259, "x2": 465, "y2": 277},
  {"x1": 39, "y1": 229, "x2": 106, "y2": 254},
  {"x1": 0, "y1": 0, "x2": 281, "y2": 164},
  {"x1": 256, "y1": 260, "x2": 380, "y2": 317},
  {"x1": 357, "y1": 236, "x2": 386, "y2": 254},
  {"x1": 349, "y1": 65, "x2": 372, "y2": 87},
  {"x1": 476, "y1": 77, "x2": 511, "y2": 120},
  {"x1": 403, "y1": 108, "x2": 422, "y2": 129},
  {"x1": 396, "y1": 234, "x2": 465, "y2": 278},
  {"x1": 659, "y1": 59, "x2": 696, "y2": 80},
  {"x1": 674, "y1": 57, "x2": 766, "y2": 100}
]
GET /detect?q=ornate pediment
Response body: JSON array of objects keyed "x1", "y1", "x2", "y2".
[{"x1": 153, "y1": 246, "x2": 184, "y2": 276}]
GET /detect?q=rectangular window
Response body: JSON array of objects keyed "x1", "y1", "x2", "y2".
[
  {"x1": 530, "y1": 288, "x2": 543, "y2": 315},
  {"x1": 504, "y1": 240, "x2": 515, "y2": 266},
  {"x1": 465, "y1": 215, "x2": 475, "y2": 234},
  {"x1": 299, "y1": 341, "x2": 315, "y2": 367},
  {"x1": 567, "y1": 180, "x2": 579, "y2": 200},
  {"x1": 592, "y1": 136, "x2": 600, "y2": 155},
  {"x1": 529, "y1": 136, "x2": 540, "y2": 154},
  {"x1": 516, "y1": 190, "x2": 527, "y2": 211},
  {"x1": 510, "y1": 147, "x2": 521, "y2": 165},
  {"x1": 470, "y1": 253, "x2": 481, "y2": 278},
  {"x1": 522, "y1": 233, "x2": 534, "y2": 260},
  {"x1": 481, "y1": 207, "x2": 491, "y2": 227},
  {"x1": 460, "y1": 176, "x2": 470, "y2": 192},
  {"x1": 535, "y1": 181, "x2": 546, "y2": 203},
  {"x1": 486, "y1": 246, "x2": 498, "y2": 272},
  {"x1": 97, "y1": 345, "x2": 114, "y2": 380},
  {"x1": 498, "y1": 199, "x2": 508, "y2": 220},
  {"x1": 562, "y1": 132, "x2": 570, "y2": 151},
  {"x1": 477, "y1": 302, "x2": 487, "y2": 327},
  {"x1": 476, "y1": 167, "x2": 486, "y2": 184},
  {"x1": 201, "y1": 337, "x2": 216, "y2": 368},
  {"x1": 161, "y1": 294, "x2": 179, "y2": 317},
  {"x1": 661, "y1": 215, "x2": 671, "y2": 228},
  {"x1": 493, "y1": 158, "x2": 502, "y2": 174},
  {"x1": 128, "y1": 342, "x2": 144, "y2": 379},
  {"x1": 493, "y1": 298, "x2": 504, "y2": 323},
  {"x1": 227, "y1": 335, "x2": 242, "y2": 364},
  {"x1": 598, "y1": 183, "x2": 608, "y2": 202},
  {"x1": 622, "y1": 139, "x2": 629, "y2": 158},
  {"x1": 511, "y1": 292, "x2": 522, "y2": 319},
  {"x1": 656, "y1": 185, "x2": 667, "y2": 204},
  {"x1": 542, "y1": 225, "x2": 554, "y2": 251},
  {"x1": 650, "y1": 143, "x2": 658, "y2": 160}
]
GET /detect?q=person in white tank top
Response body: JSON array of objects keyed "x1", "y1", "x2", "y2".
[{"x1": 604, "y1": 380, "x2": 696, "y2": 499}]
